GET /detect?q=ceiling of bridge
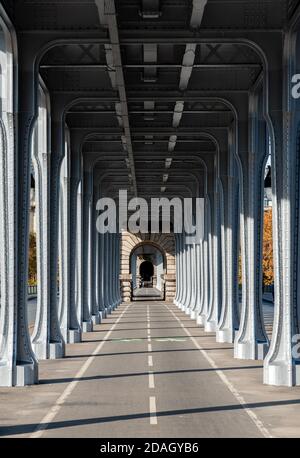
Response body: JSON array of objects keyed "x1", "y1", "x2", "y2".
[{"x1": 3, "y1": 0, "x2": 290, "y2": 199}]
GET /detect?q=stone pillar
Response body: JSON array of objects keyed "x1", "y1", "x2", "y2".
[
  {"x1": 120, "y1": 274, "x2": 132, "y2": 302},
  {"x1": 164, "y1": 274, "x2": 176, "y2": 302}
]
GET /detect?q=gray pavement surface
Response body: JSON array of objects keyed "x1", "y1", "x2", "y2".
[{"x1": 1, "y1": 300, "x2": 300, "y2": 438}]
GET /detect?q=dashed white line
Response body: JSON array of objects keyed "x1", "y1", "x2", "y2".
[
  {"x1": 165, "y1": 303, "x2": 273, "y2": 439},
  {"x1": 30, "y1": 304, "x2": 130, "y2": 438},
  {"x1": 148, "y1": 355, "x2": 153, "y2": 367},
  {"x1": 149, "y1": 372, "x2": 155, "y2": 389},
  {"x1": 149, "y1": 396, "x2": 157, "y2": 425},
  {"x1": 148, "y1": 343, "x2": 152, "y2": 352}
]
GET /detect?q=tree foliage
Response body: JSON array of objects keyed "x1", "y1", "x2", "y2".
[
  {"x1": 262, "y1": 209, "x2": 274, "y2": 286},
  {"x1": 238, "y1": 209, "x2": 274, "y2": 287},
  {"x1": 28, "y1": 232, "x2": 37, "y2": 286}
]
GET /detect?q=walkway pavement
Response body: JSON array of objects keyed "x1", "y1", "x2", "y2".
[
  {"x1": 1, "y1": 300, "x2": 300, "y2": 438},
  {"x1": 132, "y1": 288, "x2": 162, "y2": 300}
]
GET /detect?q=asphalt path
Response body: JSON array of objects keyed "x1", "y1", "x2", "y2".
[{"x1": 28, "y1": 301, "x2": 266, "y2": 438}]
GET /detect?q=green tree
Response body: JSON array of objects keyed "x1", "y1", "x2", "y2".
[{"x1": 28, "y1": 232, "x2": 37, "y2": 286}]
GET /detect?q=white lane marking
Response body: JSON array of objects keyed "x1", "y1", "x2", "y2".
[
  {"x1": 149, "y1": 372, "x2": 155, "y2": 389},
  {"x1": 147, "y1": 329, "x2": 151, "y2": 336},
  {"x1": 148, "y1": 355, "x2": 153, "y2": 367},
  {"x1": 148, "y1": 336, "x2": 151, "y2": 343},
  {"x1": 148, "y1": 343, "x2": 152, "y2": 352},
  {"x1": 30, "y1": 304, "x2": 131, "y2": 438},
  {"x1": 149, "y1": 396, "x2": 157, "y2": 425},
  {"x1": 165, "y1": 304, "x2": 273, "y2": 439},
  {"x1": 147, "y1": 323, "x2": 150, "y2": 329}
]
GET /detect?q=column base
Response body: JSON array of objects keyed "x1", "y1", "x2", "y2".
[
  {"x1": 197, "y1": 315, "x2": 206, "y2": 326},
  {"x1": 234, "y1": 340, "x2": 269, "y2": 360},
  {"x1": 0, "y1": 362, "x2": 38, "y2": 387},
  {"x1": 185, "y1": 307, "x2": 192, "y2": 316},
  {"x1": 82, "y1": 320, "x2": 93, "y2": 333},
  {"x1": 32, "y1": 341, "x2": 65, "y2": 360},
  {"x1": 32, "y1": 342, "x2": 48, "y2": 361},
  {"x1": 264, "y1": 361, "x2": 300, "y2": 387},
  {"x1": 205, "y1": 320, "x2": 217, "y2": 333},
  {"x1": 68, "y1": 329, "x2": 82, "y2": 344},
  {"x1": 92, "y1": 313, "x2": 101, "y2": 325},
  {"x1": 216, "y1": 328, "x2": 236, "y2": 344},
  {"x1": 49, "y1": 341, "x2": 65, "y2": 359},
  {"x1": 190, "y1": 310, "x2": 196, "y2": 320}
]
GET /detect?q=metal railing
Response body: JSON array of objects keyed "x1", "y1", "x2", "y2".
[{"x1": 28, "y1": 285, "x2": 37, "y2": 296}]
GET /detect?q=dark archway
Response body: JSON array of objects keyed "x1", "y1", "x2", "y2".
[{"x1": 140, "y1": 261, "x2": 154, "y2": 285}]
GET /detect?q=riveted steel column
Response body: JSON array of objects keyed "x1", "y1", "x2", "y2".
[
  {"x1": 205, "y1": 191, "x2": 221, "y2": 332},
  {"x1": 174, "y1": 234, "x2": 180, "y2": 305},
  {"x1": 0, "y1": 33, "x2": 39, "y2": 385},
  {"x1": 234, "y1": 91, "x2": 269, "y2": 360},
  {"x1": 264, "y1": 25, "x2": 300, "y2": 385},
  {"x1": 217, "y1": 171, "x2": 240, "y2": 343},
  {"x1": 198, "y1": 196, "x2": 211, "y2": 326},
  {"x1": 58, "y1": 128, "x2": 81, "y2": 343},
  {"x1": 90, "y1": 185, "x2": 101, "y2": 324},
  {"x1": 75, "y1": 181, "x2": 84, "y2": 327},
  {"x1": 82, "y1": 169, "x2": 93, "y2": 332},
  {"x1": 31, "y1": 84, "x2": 59, "y2": 359}
]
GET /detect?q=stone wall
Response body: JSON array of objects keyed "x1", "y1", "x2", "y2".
[{"x1": 120, "y1": 232, "x2": 176, "y2": 302}]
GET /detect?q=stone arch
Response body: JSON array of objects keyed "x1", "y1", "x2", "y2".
[{"x1": 120, "y1": 232, "x2": 176, "y2": 302}]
